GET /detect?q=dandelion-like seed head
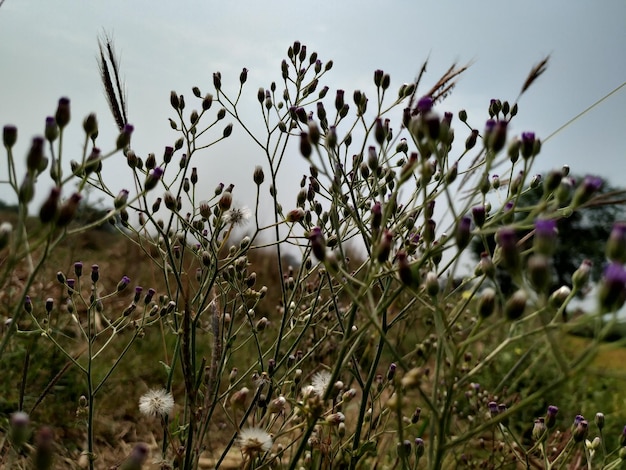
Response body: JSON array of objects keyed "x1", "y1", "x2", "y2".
[
  {"x1": 224, "y1": 206, "x2": 251, "y2": 227},
  {"x1": 309, "y1": 370, "x2": 332, "y2": 397},
  {"x1": 139, "y1": 389, "x2": 174, "y2": 418},
  {"x1": 237, "y1": 427, "x2": 273, "y2": 456}
]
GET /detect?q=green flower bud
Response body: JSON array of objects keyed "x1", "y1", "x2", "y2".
[
  {"x1": 606, "y1": 222, "x2": 626, "y2": 264},
  {"x1": 83, "y1": 113, "x2": 98, "y2": 138},
  {"x1": 477, "y1": 288, "x2": 497, "y2": 318},
  {"x1": 504, "y1": 289, "x2": 527, "y2": 321}
]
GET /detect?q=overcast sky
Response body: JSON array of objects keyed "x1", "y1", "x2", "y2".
[{"x1": 1, "y1": 1, "x2": 625, "y2": 217}]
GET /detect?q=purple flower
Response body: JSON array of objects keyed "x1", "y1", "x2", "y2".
[
  {"x1": 572, "y1": 175, "x2": 604, "y2": 208},
  {"x1": 144, "y1": 288, "x2": 156, "y2": 305},
  {"x1": 583, "y1": 175, "x2": 603, "y2": 191},
  {"x1": 546, "y1": 405, "x2": 558, "y2": 429},
  {"x1": 117, "y1": 275, "x2": 131, "y2": 292},
  {"x1": 416, "y1": 96, "x2": 433, "y2": 113},
  {"x1": 133, "y1": 286, "x2": 143, "y2": 303},
  {"x1": 91, "y1": 265, "x2": 100, "y2": 283}
]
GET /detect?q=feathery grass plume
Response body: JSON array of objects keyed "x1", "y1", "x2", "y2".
[
  {"x1": 519, "y1": 55, "x2": 549, "y2": 97},
  {"x1": 425, "y1": 62, "x2": 471, "y2": 104},
  {"x1": 98, "y1": 33, "x2": 128, "y2": 131}
]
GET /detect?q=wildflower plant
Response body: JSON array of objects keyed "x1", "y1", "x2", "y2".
[{"x1": 1, "y1": 38, "x2": 626, "y2": 470}]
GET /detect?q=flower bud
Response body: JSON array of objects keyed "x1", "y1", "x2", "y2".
[
  {"x1": 496, "y1": 227, "x2": 519, "y2": 273},
  {"x1": 308, "y1": 227, "x2": 326, "y2": 262},
  {"x1": 116, "y1": 124, "x2": 134, "y2": 150},
  {"x1": 532, "y1": 418, "x2": 547, "y2": 442},
  {"x1": 39, "y1": 187, "x2": 61, "y2": 223},
  {"x1": 213, "y1": 72, "x2": 221, "y2": 91},
  {"x1": 218, "y1": 192, "x2": 232, "y2": 211},
  {"x1": 465, "y1": 129, "x2": 478, "y2": 151},
  {"x1": 595, "y1": 412, "x2": 604, "y2": 430},
  {"x1": 56, "y1": 193, "x2": 82, "y2": 227},
  {"x1": 598, "y1": 263, "x2": 626, "y2": 312},
  {"x1": 285, "y1": 208, "x2": 305, "y2": 223},
  {"x1": 477, "y1": 252, "x2": 495, "y2": 278},
  {"x1": 549, "y1": 286, "x2": 571, "y2": 309},
  {"x1": 520, "y1": 132, "x2": 536, "y2": 159},
  {"x1": 546, "y1": 405, "x2": 558, "y2": 429},
  {"x1": 55, "y1": 97, "x2": 70, "y2": 129},
  {"x1": 573, "y1": 419, "x2": 588, "y2": 443},
  {"x1": 116, "y1": 275, "x2": 130, "y2": 292},
  {"x1": 300, "y1": 132, "x2": 312, "y2": 158},
  {"x1": 239, "y1": 67, "x2": 248, "y2": 85},
  {"x1": 222, "y1": 123, "x2": 233, "y2": 138},
  {"x1": 3, "y1": 125, "x2": 17, "y2": 148},
  {"x1": 471, "y1": 206, "x2": 486, "y2": 228},
  {"x1": 83, "y1": 113, "x2": 98, "y2": 138},
  {"x1": 376, "y1": 230, "x2": 393, "y2": 263},
  {"x1": 507, "y1": 137, "x2": 520, "y2": 164},
  {"x1": 19, "y1": 173, "x2": 35, "y2": 204},
  {"x1": 9, "y1": 411, "x2": 30, "y2": 449},
  {"x1": 170, "y1": 91, "x2": 180, "y2": 110},
  {"x1": 455, "y1": 216, "x2": 472, "y2": 251},
  {"x1": 606, "y1": 222, "x2": 626, "y2": 264},
  {"x1": 396, "y1": 251, "x2": 415, "y2": 287},
  {"x1": 335, "y1": 89, "x2": 345, "y2": 112},
  {"x1": 543, "y1": 170, "x2": 562, "y2": 193},
  {"x1": 144, "y1": 167, "x2": 164, "y2": 191},
  {"x1": 26, "y1": 136, "x2": 46, "y2": 174},
  {"x1": 571, "y1": 175, "x2": 603, "y2": 208},
  {"x1": 32, "y1": 426, "x2": 55, "y2": 470},
  {"x1": 534, "y1": 219, "x2": 557, "y2": 256},
  {"x1": 202, "y1": 93, "x2": 213, "y2": 110},
  {"x1": 423, "y1": 219, "x2": 436, "y2": 244},
  {"x1": 477, "y1": 288, "x2": 497, "y2": 318},
  {"x1": 504, "y1": 289, "x2": 527, "y2": 321},
  {"x1": 528, "y1": 254, "x2": 551, "y2": 292},
  {"x1": 253, "y1": 166, "x2": 264, "y2": 185},
  {"x1": 414, "y1": 438, "x2": 425, "y2": 458},
  {"x1": 446, "y1": 161, "x2": 458, "y2": 185},
  {"x1": 572, "y1": 259, "x2": 592, "y2": 292},
  {"x1": 45, "y1": 116, "x2": 59, "y2": 142},
  {"x1": 425, "y1": 272, "x2": 439, "y2": 297}
]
